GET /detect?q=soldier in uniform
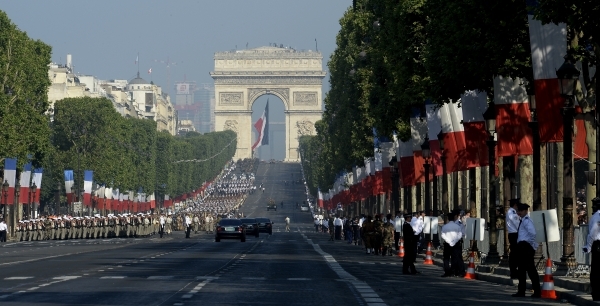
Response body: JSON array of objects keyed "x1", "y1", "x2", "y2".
[
  {"x1": 193, "y1": 214, "x2": 199, "y2": 234},
  {"x1": 16, "y1": 221, "x2": 23, "y2": 241},
  {"x1": 362, "y1": 216, "x2": 375, "y2": 254},
  {"x1": 402, "y1": 214, "x2": 418, "y2": 274},
  {"x1": 166, "y1": 214, "x2": 173, "y2": 235},
  {"x1": 382, "y1": 214, "x2": 395, "y2": 256},
  {"x1": 583, "y1": 198, "x2": 600, "y2": 301},
  {"x1": 372, "y1": 215, "x2": 384, "y2": 255},
  {"x1": 159, "y1": 214, "x2": 165, "y2": 238}
]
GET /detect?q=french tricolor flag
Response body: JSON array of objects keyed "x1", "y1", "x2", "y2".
[
  {"x1": 494, "y1": 76, "x2": 533, "y2": 157},
  {"x1": 3, "y1": 158, "x2": 17, "y2": 205},
  {"x1": 164, "y1": 194, "x2": 171, "y2": 208},
  {"x1": 31, "y1": 168, "x2": 43, "y2": 203},
  {"x1": 461, "y1": 90, "x2": 490, "y2": 168},
  {"x1": 112, "y1": 188, "x2": 119, "y2": 211},
  {"x1": 105, "y1": 187, "x2": 113, "y2": 211},
  {"x1": 118, "y1": 192, "x2": 124, "y2": 212},
  {"x1": 19, "y1": 163, "x2": 32, "y2": 204},
  {"x1": 527, "y1": 1, "x2": 567, "y2": 143},
  {"x1": 83, "y1": 170, "x2": 93, "y2": 206},
  {"x1": 251, "y1": 100, "x2": 269, "y2": 151},
  {"x1": 64, "y1": 170, "x2": 74, "y2": 204},
  {"x1": 425, "y1": 101, "x2": 443, "y2": 176},
  {"x1": 149, "y1": 193, "x2": 156, "y2": 209},
  {"x1": 318, "y1": 188, "x2": 324, "y2": 208}
]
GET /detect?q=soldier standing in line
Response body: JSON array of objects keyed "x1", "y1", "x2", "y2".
[
  {"x1": 166, "y1": 214, "x2": 173, "y2": 235},
  {"x1": 382, "y1": 214, "x2": 395, "y2": 256},
  {"x1": 402, "y1": 214, "x2": 418, "y2": 275},
  {"x1": 372, "y1": 215, "x2": 384, "y2": 255},
  {"x1": 15, "y1": 220, "x2": 23, "y2": 241},
  {"x1": 362, "y1": 216, "x2": 375, "y2": 254},
  {"x1": 193, "y1": 214, "x2": 199, "y2": 234},
  {"x1": 440, "y1": 212, "x2": 462, "y2": 277}
]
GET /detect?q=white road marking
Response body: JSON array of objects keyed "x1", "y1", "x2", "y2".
[
  {"x1": 148, "y1": 276, "x2": 174, "y2": 280},
  {"x1": 100, "y1": 276, "x2": 126, "y2": 279},
  {"x1": 302, "y1": 234, "x2": 388, "y2": 306},
  {"x1": 5, "y1": 277, "x2": 34, "y2": 280}
]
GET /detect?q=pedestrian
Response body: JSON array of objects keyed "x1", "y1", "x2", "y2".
[
  {"x1": 159, "y1": 214, "x2": 165, "y2": 238},
  {"x1": 334, "y1": 216, "x2": 343, "y2": 240},
  {"x1": 382, "y1": 214, "x2": 395, "y2": 256},
  {"x1": 328, "y1": 216, "x2": 335, "y2": 242},
  {"x1": 185, "y1": 214, "x2": 192, "y2": 238},
  {"x1": 440, "y1": 212, "x2": 462, "y2": 277},
  {"x1": 402, "y1": 214, "x2": 418, "y2": 274},
  {"x1": 0, "y1": 219, "x2": 7, "y2": 242},
  {"x1": 372, "y1": 215, "x2": 384, "y2": 255},
  {"x1": 451, "y1": 210, "x2": 466, "y2": 277},
  {"x1": 583, "y1": 198, "x2": 600, "y2": 301},
  {"x1": 512, "y1": 203, "x2": 541, "y2": 298},
  {"x1": 394, "y1": 213, "x2": 402, "y2": 251},
  {"x1": 285, "y1": 216, "x2": 290, "y2": 232},
  {"x1": 507, "y1": 198, "x2": 521, "y2": 279}
]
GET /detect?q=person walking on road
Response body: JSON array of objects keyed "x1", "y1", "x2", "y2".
[
  {"x1": 441, "y1": 212, "x2": 462, "y2": 277},
  {"x1": 584, "y1": 198, "x2": 600, "y2": 301},
  {"x1": 159, "y1": 214, "x2": 165, "y2": 238},
  {"x1": 285, "y1": 216, "x2": 290, "y2": 232},
  {"x1": 512, "y1": 203, "x2": 541, "y2": 298},
  {"x1": 185, "y1": 214, "x2": 192, "y2": 238},
  {"x1": 0, "y1": 219, "x2": 7, "y2": 242}
]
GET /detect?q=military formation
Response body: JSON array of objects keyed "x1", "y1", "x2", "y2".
[{"x1": 14, "y1": 213, "x2": 172, "y2": 241}]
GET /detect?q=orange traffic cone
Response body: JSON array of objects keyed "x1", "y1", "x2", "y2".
[
  {"x1": 541, "y1": 258, "x2": 557, "y2": 299},
  {"x1": 423, "y1": 241, "x2": 434, "y2": 265},
  {"x1": 398, "y1": 238, "x2": 405, "y2": 258},
  {"x1": 464, "y1": 251, "x2": 476, "y2": 279}
]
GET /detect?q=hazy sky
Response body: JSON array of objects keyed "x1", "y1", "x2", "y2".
[
  {"x1": 2, "y1": 0, "x2": 350, "y2": 93},
  {"x1": 2, "y1": 1, "x2": 351, "y2": 161}
]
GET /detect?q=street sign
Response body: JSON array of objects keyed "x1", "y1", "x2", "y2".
[{"x1": 73, "y1": 202, "x2": 82, "y2": 212}]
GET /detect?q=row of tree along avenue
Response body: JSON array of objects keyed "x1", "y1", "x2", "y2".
[
  {"x1": 300, "y1": 0, "x2": 597, "y2": 269},
  {"x1": 0, "y1": 11, "x2": 237, "y2": 234}
]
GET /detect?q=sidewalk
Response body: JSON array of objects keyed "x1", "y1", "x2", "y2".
[{"x1": 425, "y1": 249, "x2": 597, "y2": 305}]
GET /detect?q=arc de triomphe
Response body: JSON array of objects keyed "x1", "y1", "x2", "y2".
[{"x1": 211, "y1": 46, "x2": 326, "y2": 162}]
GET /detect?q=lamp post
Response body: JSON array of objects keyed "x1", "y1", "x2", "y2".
[
  {"x1": 2, "y1": 180, "x2": 8, "y2": 221},
  {"x1": 483, "y1": 103, "x2": 500, "y2": 265},
  {"x1": 421, "y1": 136, "x2": 431, "y2": 216},
  {"x1": 389, "y1": 156, "x2": 400, "y2": 215},
  {"x1": 555, "y1": 54, "x2": 580, "y2": 275},
  {"x1": 28, "y1": 182, "x2": 37, "y2": 219},
  {"x1": 437, "y1": 131, "x2": 449, "y2": 220}
]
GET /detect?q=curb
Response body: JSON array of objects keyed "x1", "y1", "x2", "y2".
[{"x1": 423, "y1": 252, "x2": 597, "y2": 305}]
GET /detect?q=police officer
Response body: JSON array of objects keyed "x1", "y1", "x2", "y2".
[
  {"x1": 402, "y1": 214, "x2": 418, "y2": 274},
  {"x1": 185, "y1": 214, "x2": 192, "y2": 238},
  {"x1": 441, "y1": 212, "x2": 461, "y2": 277},
  {"x1": 507, "y1": 198, "x2": 521, "y2": 279},
  {"x1": 583, "y1": 198, "x2": 600, "y2": 301},
  {"x1": 513, "y1": 203, "x2": 541, "y2": 298}
]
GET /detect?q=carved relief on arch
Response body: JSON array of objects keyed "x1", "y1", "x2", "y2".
[
  {"x1": 247, "y1": 88, "x2": 289, "y2": 109},
  {"x1": 296, "y1": 120, "x2": 314, "y2": 137},
  {"x1": 223, "y1": 120, "x2": 239, "y2": 133},
  {"x1": 293, "y1": 91, "x2": 318, "y2": 106}
]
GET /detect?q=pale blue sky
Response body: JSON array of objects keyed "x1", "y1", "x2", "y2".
[
  {"x1": 1, "y1": 0, "x2": 350, "y2": 93},
  {"x1": 2, "y1": 0, "x2": 351, "y2": 160}
]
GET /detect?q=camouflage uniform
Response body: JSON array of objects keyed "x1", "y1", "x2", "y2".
[
  {"x1": 372, "y1": 216, "x2": 384, "y2": 255},
  {"x1": 382, "y1": 222, "x2": 395, "y2": 256}
]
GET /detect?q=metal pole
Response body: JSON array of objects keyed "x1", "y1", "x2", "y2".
[
  {"x1": 557, "y1": 98, "x2": 576, "y2": 274},
  {"x1": 424, "y1": 161, "x2": 431, "y2": 216},
  {"x1": 530, "y1": 110, "x2": 544, "y2": 261},
  {"x1": 486, "y1": 138, "x2": 500, "y2": 264}
]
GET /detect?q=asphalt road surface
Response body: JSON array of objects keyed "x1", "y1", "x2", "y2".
[{"x1": 0, "y1": 163, "x2": 566, "y2": 306}]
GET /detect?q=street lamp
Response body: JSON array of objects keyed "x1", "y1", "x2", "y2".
[
  {"x1": 389, "y1": 156, "x2": 400, "y2": 215},
  {"x1": 483, "y1": 103, "x2": 500, "y2": 265},
  {"x1": 29, "y1": 182, "x2": 37, "y2": 219},
  {"x1": 2, "y1": 180, "x2": 8, "y2": 221},
  {"x1": 556, "y1": 54, "x2": 580, "y2": 275},
  {"x1": 437, "y1": 130, "x2": 449, "y2": 218},
  {"x1": 528, "y1": 86, "x2": 545, "y2": 262},
  {"x1": 421, "y1": 136, "x2": 431, "y2": 217}
]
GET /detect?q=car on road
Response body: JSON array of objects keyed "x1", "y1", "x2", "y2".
[
  {"x1": 255, "y1": 217, "x2": 273, "y2": 235},
  {"x1": 300, "y1": 203, "x2": 309, "y2": 212},
  {"x1": 215, "y1": 219, "x2": 246, "y2": 242},
  {"x1": 240, "y1": 218, "x2": 260, "y2": 237},
  {"x1": 267, "y1": 202, "x2": 277, "y2": 211}
]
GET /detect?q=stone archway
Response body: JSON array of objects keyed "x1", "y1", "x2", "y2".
[{"x1": 211, "y1": 46, "x2": 326, "y2": 162}]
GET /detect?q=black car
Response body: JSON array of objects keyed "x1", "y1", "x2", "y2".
[
  {"x1": 240, "y1": 218, "x2": 260, "y2": 237},
  {"x1": 215, "y1": 219, "x2": 246, "y2": 242},
  {"x1": 255, "y1": 217, "x2": 273, "y2": 235}
]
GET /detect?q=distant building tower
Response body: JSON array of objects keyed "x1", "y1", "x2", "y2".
[{"x1": 173, "y1": 81, "x2": 214, "y2": 133}]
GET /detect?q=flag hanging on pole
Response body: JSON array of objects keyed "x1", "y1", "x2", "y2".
[
  {"x1": 148, "y1": 68, "x2": 152, "y2": 74},
  {"x1": 83, "y1": 170, "x2": 93, "y2": 206},
  {"x1": 19, "y1": 163, "x2": 32, "y2": 204},
  {"x1": 251, "y1": 100, "x2": 269, "y2": 151},
  {"x1": 3, "y1": 158, "x2": 17, "y2": 205},
  {"x1": 135, "y1": 55, "x2": 138, "y2": 64},
  {"x1": 64, "y1": 170, "x2": 74, "y2": 204}
]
